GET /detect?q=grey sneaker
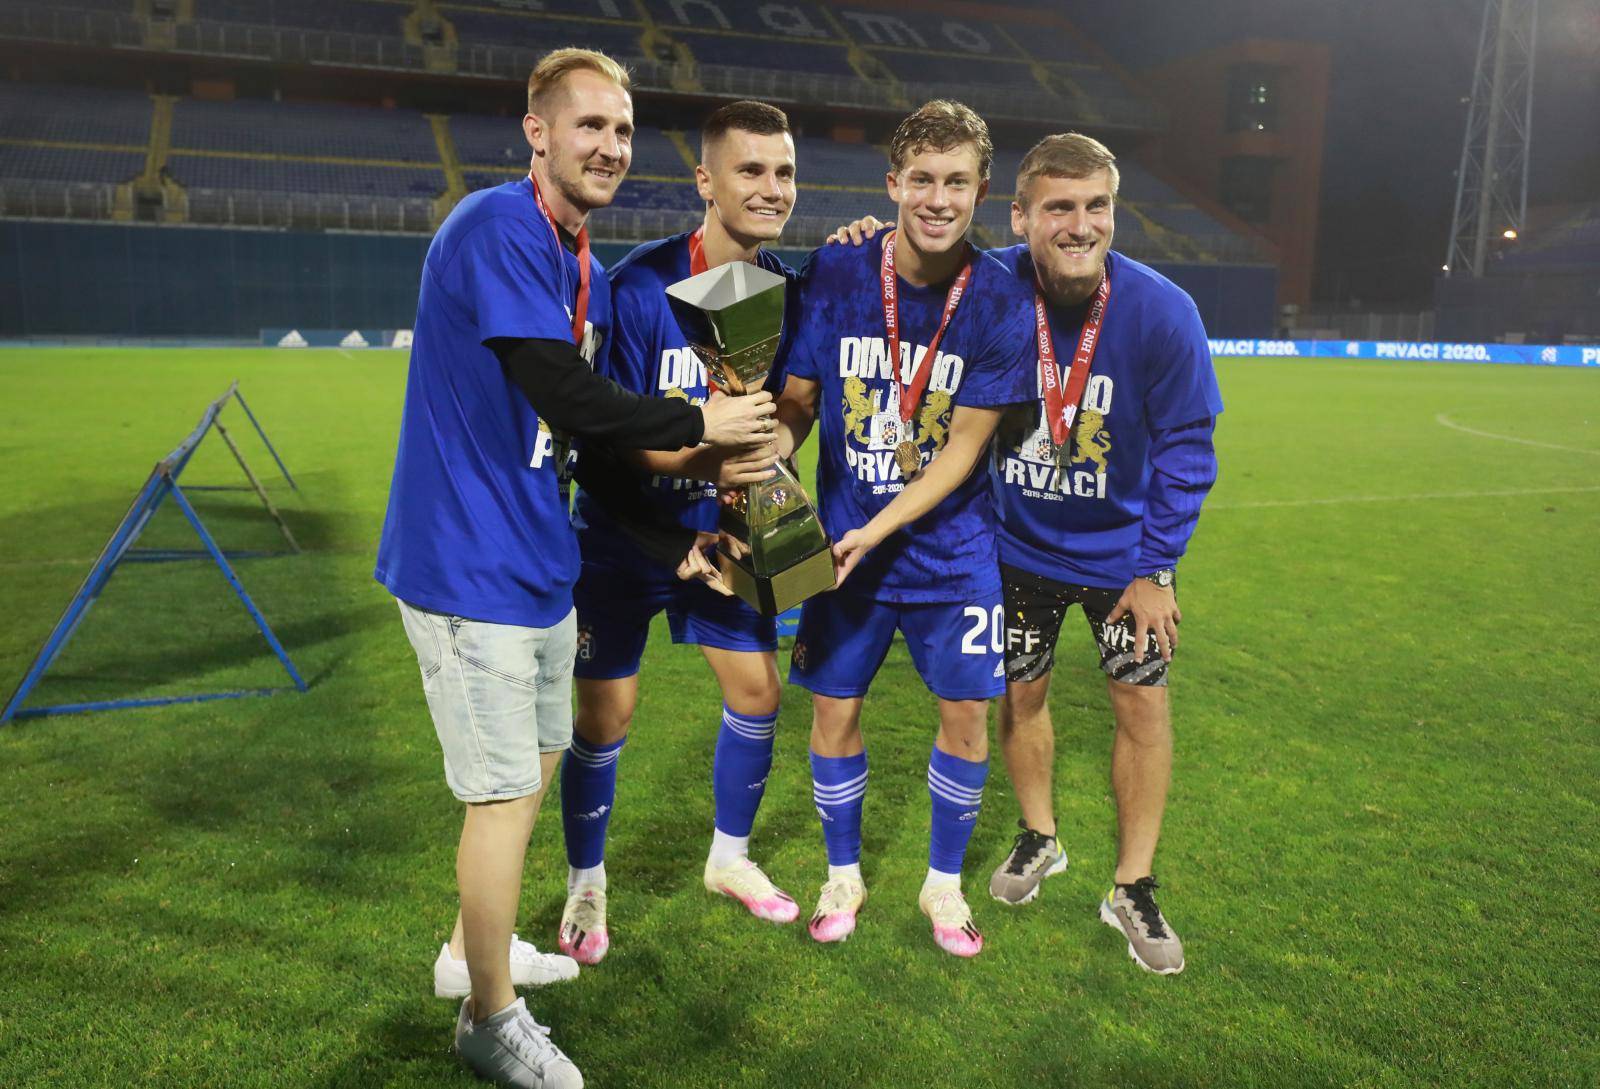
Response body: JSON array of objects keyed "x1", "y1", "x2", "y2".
[
  {"x1": 454, "y1": 997, "x2": 584, "y2": 1089},
  {"x1": 988, "y1": 822, "x2": 1068, "y2": 905},
  {"x1": 1098, "y1": 876, "x2": 1185, "y2": 975}
]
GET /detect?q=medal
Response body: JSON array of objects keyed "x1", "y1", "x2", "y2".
[
  {"x1": 528, "y1": 171, "x2": 591, "y2": 346},
  {"x1": 895, "y1": 440, "x2": 922, "y2": 477},
  {"x1": 1035, "y1": 261, "x2": 1111, "y2": 469},
  {"x1": 880, "y1": 229, "x2": 972, "y2": 479}
]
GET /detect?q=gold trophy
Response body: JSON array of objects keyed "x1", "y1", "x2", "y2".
[{"x1": 666, "y1": 262, "x2": 836, "y2": 615}]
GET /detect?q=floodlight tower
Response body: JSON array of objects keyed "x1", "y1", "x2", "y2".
[{"x1": 1444, "y1": 0, "x2": 1538, "y2": 277}]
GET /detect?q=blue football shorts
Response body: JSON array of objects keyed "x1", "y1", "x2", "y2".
[
  {"x1": 787, "y1": 585, "x2": 1007, "y2": 702},
  {"x1": 572, "y1": 554, "x2": 777, "y2": 681}
]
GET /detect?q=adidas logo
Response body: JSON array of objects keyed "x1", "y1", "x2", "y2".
[
  {"x1": 277, "y1": 329, "x2": 308, "y2": 348},
  {"x1": 391, "y1": 329, "x2": 414, "y2": 349},
  {"x1": 959, "y1": 811, "x2": 979, "y2": 821},
  {"x1": 572, "y1": 804, "x2": 610, "y2": 821},
  {"x1": 340, "y1": 329, "x2": 369, "y2": 349},
  {"x1": 993, "y1": 660, "x2": 1004, "y2": 678}
]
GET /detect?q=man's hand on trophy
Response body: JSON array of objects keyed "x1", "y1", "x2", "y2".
[
  {"x1": 831, "y1": 525, "x2": 882, "y2": 585},
  {"x1": 826, "y1": 215, "x2": 887, "y2": 247},
  {"x1": 715, "y1": 444, "x2": 779, "y2": 488},
  {"x1": 677, "y1": 531, "x2": 733, "y2": 595},
  {"x1": 700, "y1": 389, "x2": 777, "y2": 449}
]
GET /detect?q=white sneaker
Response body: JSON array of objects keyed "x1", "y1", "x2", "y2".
[
  {"x1": 434, "y1": 934, "x2": 580, "y2": 998},
  {"x1": 455, "y1": 996, "x2": 583, "y2": 1089}
]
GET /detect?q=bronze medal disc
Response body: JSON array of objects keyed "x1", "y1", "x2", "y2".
[{"x1": 895, "y1": 440, "x2": 921, "y2": 477}]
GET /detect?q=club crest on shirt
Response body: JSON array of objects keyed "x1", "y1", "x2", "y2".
[
  {"x1": 837, "y1": 340, "x2": 962, "y2": 490},
  {"x1": 999, "y1": 376, "x2": 1116, "y2": 501}
]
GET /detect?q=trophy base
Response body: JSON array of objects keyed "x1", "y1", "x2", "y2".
[{"x1": 718, "y1": 544, "x2": 837, "y2": 616}]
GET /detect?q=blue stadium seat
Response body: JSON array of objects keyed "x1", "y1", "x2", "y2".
[
  {"x1": 193, "y1": 0, "x2": 405, "y2": 33},
  {"x1": 171, "y1": 98, "x2": 439, "y2": 162},
  {"x1": 0, "y1": 82, "x2": 152, "y2": 146},
  {"x1": 999, "y1": 21, "x2": 1103, "y2": 66},
  {"x1": 792, "y1": 136, "x2": 885, "y2": 189},
  {"x1": 0, "y1": 146, "x2": 145, "y2": 184},
  {"x1": 673, "y1": 30, "x2": 857, "y2": 76},
  {"x1": 611, "y1": 179, "x2": 702, "y2": 212},
  {"x1": 871, "y1": 50, "x2": 1040, "y2": 88},
  {"x1": 638, "y1": 0, "x2": 835, "y2": 39},
  {"x1": 440, "y1": 7, "x2": 645, "y2": 59},
  {"x1": 168, "y1": 153, "x2": 444, "y2": 197},
  {"x1": 23, "y1": 0, "x2": 134, "y2": 10},
  {"x1": 627, "y1": 126, "x2": 690, "y2": 177},
  {"x1": 832, "y1": 6, "x2": 1024, "y2": 59}
]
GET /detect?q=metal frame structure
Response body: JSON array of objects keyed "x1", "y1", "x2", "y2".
[
  {"x1": 1445, "y1": 0, "x2": 1538, "y2": 278},
  {"x1": 1, "y1": 382, "x2": 306, "y2": 724}
]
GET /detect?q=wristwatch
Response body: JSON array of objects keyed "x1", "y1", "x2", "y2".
[{"x1": 1140, "y1": 568, "x2": 1176, "y2": 589}]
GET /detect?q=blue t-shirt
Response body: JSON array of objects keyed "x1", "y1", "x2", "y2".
[
  {"x1": 574, "y1": 231, "x2": 798, "y2": 571},
  {"x1": 786, "y1": 233, "x2": 1036, "y2": 604},
  {"x1": 375, "y1": 178, "x2": 612, "y2": 627},
  {"x1": 990, "y1": 246, "x2": 1222, "y2": 589}
]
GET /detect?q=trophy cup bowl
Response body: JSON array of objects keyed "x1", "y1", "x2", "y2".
[{"x1": 666, "y1": 262, "x2": 836, "y2": 615}]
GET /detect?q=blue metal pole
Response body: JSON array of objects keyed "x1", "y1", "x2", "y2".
[
  {"x1": 12, "y1": 687, "x2": 292, "y2": 720},
  {"x1": 1, "y1": 470, "x2": 169, "y2": 725},
  {"x1": 168, "y1": 483, "x2": 308, "y2": 692},
  {"x1": 232, "y1": 389, "x2": 298, "y2": 492}
]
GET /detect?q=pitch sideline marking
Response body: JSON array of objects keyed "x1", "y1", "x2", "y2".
[
  {"x1": 1435, "y1": 413, "x2": 1600, "y2": 457},
  {"x1": 1210, "y1": 484, "x2": 1600, "y2": 510}
]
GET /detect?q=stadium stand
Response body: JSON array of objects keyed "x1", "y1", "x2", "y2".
[
  {"x1": 171, "y1": 97, "x2": 438, "y2": 162},
  {"x1": 440, "y1": 7, "x2": 645, "y2": 61},
  {"x1": 0, "y1": 0, "x2": 1269, "y2": 302},
  {"x1": 193, "y1": 0, "x2": 409, "y2": 34},
  {"x1": 671, "y1": 32, "x2": 859, "y2": 77},
  {"x1": 0, "y1": 147, "x2": 146, "y2": 185},
  {"x1": 167, "y1": 155, "x2": 444, "y2": 198},
  {"x1": 0, "y1": 81, "x2": 152, "y2": 146}
]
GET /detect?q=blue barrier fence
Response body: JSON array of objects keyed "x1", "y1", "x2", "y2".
[
  {"x1": 1209, "y1": 338, "x2": 1600, "y2": 367},
  {"x1": 2, "y1": 381, "x2": 307, "y2": 724}
]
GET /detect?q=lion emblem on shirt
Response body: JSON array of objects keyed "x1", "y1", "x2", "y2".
[
  {"x1": 842, "y1": 376, "x2": 875, "y2": 444},
  {"x1": 1072, "y1": 409, "x2": 1111, "y2": 476},
  {"x1": 914, "y1": 389, "x2": 953, "y2": 451}
]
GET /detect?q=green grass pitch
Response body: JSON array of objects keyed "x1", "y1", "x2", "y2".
[{"x1": 0, "y1": 348, "x2": 1595, "y2": 1088}]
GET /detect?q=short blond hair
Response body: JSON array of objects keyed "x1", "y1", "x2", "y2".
[
  {"x1": 527, "y1": 47, "x2": 631, "y2": 116},
  {"x1": 888, "y1": 99, "x2": 993, "y2": 181},
  {"x1": 1015, "y1": 133, "x2": 1119, "y2": 206}
]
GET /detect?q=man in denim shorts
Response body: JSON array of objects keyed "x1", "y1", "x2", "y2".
[{"x1": 374, "y1": 48, "x2": 774, "y2": 1089}]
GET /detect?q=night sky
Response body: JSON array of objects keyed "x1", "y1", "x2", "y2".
[{"x1": 1059, "y1": 0, "x2": 1600, "y2": 308}]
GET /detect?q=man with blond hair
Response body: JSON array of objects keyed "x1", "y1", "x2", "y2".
[
  {"x1": 775, "y1": 100, "x2": 1035, "y2": 958},
  {"x1": 559, "y1": 100, "x2": 805, "y2": 966},
  {"x1": 377, "y1": 48, "x2": 775, "y2": 1088},
  {"x1": 982, "y1": 133, "x2": 1220, "y2": 975}
]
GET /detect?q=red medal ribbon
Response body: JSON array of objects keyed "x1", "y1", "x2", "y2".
[
  {"x1": 529, "y1": 171, "x2": 590, "y2": 346},
  {"x1": 1036, "y1": 268, "x2": 1111, "y2": 446},
  {"x1": 688, "y1": 225, "x2": 707, "y2": 276},
  {"x1": 881, "y1": 229, "x2": 973, "y2": 432}
]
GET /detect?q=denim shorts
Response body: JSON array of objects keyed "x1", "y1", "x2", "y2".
[{"x1": 396, "y1": 598, "x2": 576, "y2": 803}]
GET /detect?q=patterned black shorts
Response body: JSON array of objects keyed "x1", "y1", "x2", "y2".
[{"x1": 1001, "y1": 563, "x2": 1169, "y2": 687}]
